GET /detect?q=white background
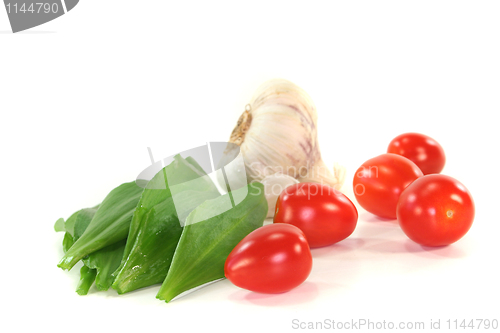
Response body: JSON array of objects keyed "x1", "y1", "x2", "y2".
[{"x1": 1, "y1": 1, "x2": 499, "y2": 332}]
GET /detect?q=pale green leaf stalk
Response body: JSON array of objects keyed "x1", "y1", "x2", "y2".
[{"x1": 76, "y1": 265, "x2": 97, "y2": 296}]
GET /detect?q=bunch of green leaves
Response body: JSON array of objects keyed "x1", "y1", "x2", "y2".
[
  {"x1": 55, "y1": 181, "x2": 142, "y2": 295},
  {"x1": 54, "y1": 204, "x2": 126, "y2": 295},
  {"x1": 55, "y1": 155, "x2": 267, "y2": 301}
]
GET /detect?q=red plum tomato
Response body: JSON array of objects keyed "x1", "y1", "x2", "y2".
[
  {"x1": 387, "y1": 132, "x2": 446, "y2": 175},
  {"x1": 353, "y1": 153, "x2": 423, "y2": 219},
  {"x1": 397, "y1": 174, "x2": 475, "y2": 247},
  {"x1": 224, "y1": 224, "x2": 312, "y2": 294},
  {"x1": 273, "y1": 183, "x2": 358, "y2": 248}
]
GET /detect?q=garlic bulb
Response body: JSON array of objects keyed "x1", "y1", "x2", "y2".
[
  {"x1": 228, "y1": 79, "x2": 345, "y2": 190},
  {"x1": 261, "y1": 173, "x2": 299, "y2": 218}
]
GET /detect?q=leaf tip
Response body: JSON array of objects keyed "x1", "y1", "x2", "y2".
[
  {"x1": 54, "y1": 218, "x2": 65, "y2": 232},
  {"x1": 156, "y1": 289, "x2": 175, "y2": 303},
  {"x1": 76, "y1": 289, "x2": 89, "y2": 296}
]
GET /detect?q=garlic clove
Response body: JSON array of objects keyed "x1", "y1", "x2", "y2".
[
  {"x1": 296, "y1": 160, "x2": 346, "y2": 191},
  {"x1": 261, "y1": 173, "x2": 299, "y2": 218}
]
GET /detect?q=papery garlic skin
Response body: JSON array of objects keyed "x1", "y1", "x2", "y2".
[
  {"x1": 229, "y1": 79, "x2": 345, "y2": 190},
  {"x1": 261, "y1": 173, "x2": 299, "y2": 218}
]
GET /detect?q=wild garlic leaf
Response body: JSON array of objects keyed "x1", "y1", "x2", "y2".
[
  {"x1": 113, "y1": 155, "x2": 217, "y2": 283},
  {"x1": 112, "y1": 198, "x2": 181, "y2": 294},
  {"x1": 58, "y1": 182, "x2": 143, "y2": 270},
  {"x1": 157, "y1": 182, "x2": 267, "y2": 303},
  {"x1": 112, "y1": 156, "x2": 220, "y2": 294},
  {"x1": 67, "y1": 206, "x2": 126, "y2": 293}
]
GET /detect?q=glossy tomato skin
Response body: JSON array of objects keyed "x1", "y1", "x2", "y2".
[
  {"x1": 397, "y1": 174, "x2": 475, "y2": 247},
  {"x1": 387, "y1": 132, "x2": 446, "y2": 175},
  {"x1": 353, "y1": 153, "x2": 423, "y2": 219},
  {"x1": 273, "y1": 183, "x2": 358, "y2": 248},
  {"x1": 224, "y1": 224, "x2": 312, "y2": 294}
]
